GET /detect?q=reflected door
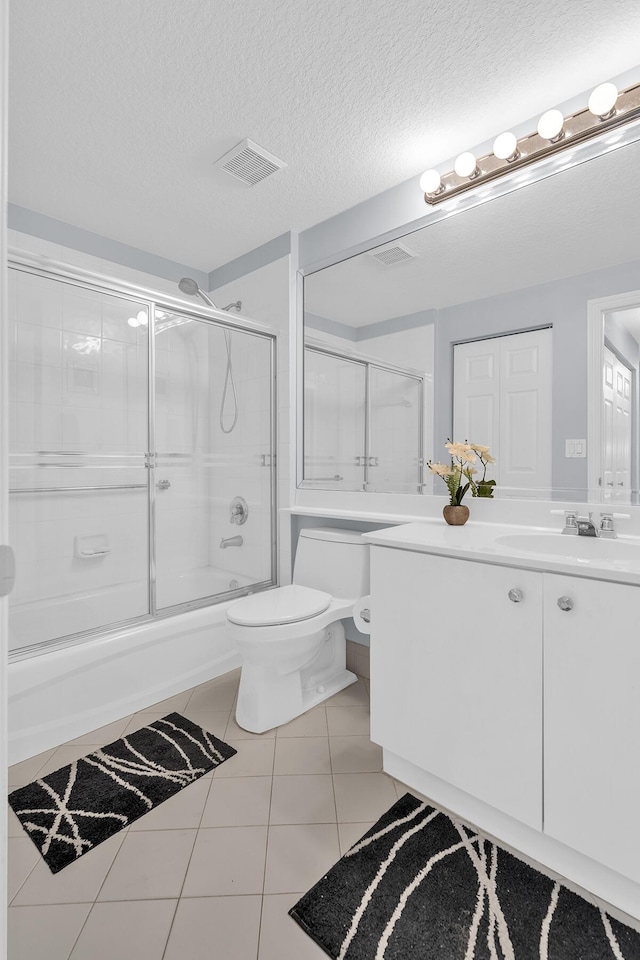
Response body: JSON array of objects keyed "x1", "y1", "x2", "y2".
[
  {"x1": 454, "y1": 329, "x2": 552, "y2": 495},
  {"x1": 602, "y1": 345, "x2": 632, "y2": 502},
  {"x1": 153, "y1": 313, "x2": 274, "y2": 610}
]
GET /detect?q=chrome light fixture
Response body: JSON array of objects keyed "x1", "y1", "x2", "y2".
[{"x1": 420, "y1": 79, "x2": 640, "y2": 205}]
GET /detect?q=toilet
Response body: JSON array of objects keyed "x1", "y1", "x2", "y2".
[{"x1": 227, "y1": 527, "x2": 370, "y2": 733}]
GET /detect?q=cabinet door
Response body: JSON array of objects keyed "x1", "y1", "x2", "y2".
[
  {"x1": 544, "y1": 574, "x2": 640, "y2": 882},
  {"x1": 370, "y1": 547, "x2": 543, "y2": 829}
]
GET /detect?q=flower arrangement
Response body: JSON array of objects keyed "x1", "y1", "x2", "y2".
[{"x1": 427, "y1": 440, "x2": 496, "y2": 505}]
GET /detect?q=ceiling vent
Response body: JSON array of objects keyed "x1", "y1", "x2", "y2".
[
  {"x1": 214, "y1": 138, "x2": 287, "y2": 186},
  {"x1": 368, "y1": 242, "x2": 417, "y2": 266}
]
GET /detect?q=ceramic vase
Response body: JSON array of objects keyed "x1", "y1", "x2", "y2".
[{"x1": 443, "y1": 504, "x2": 470, "y2": 526}]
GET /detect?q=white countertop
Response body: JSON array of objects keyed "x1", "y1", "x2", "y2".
[{"x1": 363, "y1": 520, "x2": 640, "y2": 586}]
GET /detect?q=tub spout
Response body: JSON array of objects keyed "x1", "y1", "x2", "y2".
[{"x1": 220, "y1": 535, "x2": 243, "y2": 549}]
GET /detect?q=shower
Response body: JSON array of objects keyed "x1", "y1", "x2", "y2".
[{"x1": 179, "y1": 277, "x2": 240, "y2": 434}]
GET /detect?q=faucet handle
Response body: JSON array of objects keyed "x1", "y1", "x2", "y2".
[
  {"x1": 561, "y1": 510, "x2": 578, "y2": 535},
  {"x1": 599, "y1": 511, "x2": 617, "y2": 538}
]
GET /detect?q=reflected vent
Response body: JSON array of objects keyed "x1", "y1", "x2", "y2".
[
  {"x1": 368, "y1": 242, "x2": 417, "y2": 266},
  {"x1": 214, "y1": 138, "x2": 287, "y2": 186}
]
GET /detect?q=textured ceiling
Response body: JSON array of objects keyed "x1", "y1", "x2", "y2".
[{"x1": 8, "y1": 0, "x2": 640, "y2": 271}]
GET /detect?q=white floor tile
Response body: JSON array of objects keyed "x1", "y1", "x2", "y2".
[
  {"x1": 8, "y1": 902, "x2": 92, "y2": 960},
  {"x1": 329, "y1": 735, "x2": 383, "y2": 773},
  {"x1": 325, "y1": 704, "x2": 370, "y2": 737},
  {"x1": 97, "y1": 828, "x2": 196, "y2": 901},
  {"x1": 332, "y1": 772, "x2": 398, "y2": 822},
  {"x1": 7, "y1": 837, "x2": 41, "y2": 904},
  {"x1": 12, "y1": 831, "x2": 126, "y2": 906},
  {"x1": 337, "y1": 821, "x2": 376, "y2": 855},
  {"x1": 128, "y1": 776, "x2": 212, "y2": 831},
  {"x1": 201, "y1": 776, "x2": 272, "y2": 827},
  {"x1": 164, "y1": 895, "x2": 262, "y2": 960},
  {"x1": 275, "y1": 706, "x2": 328, "y2": 738},
  {"x1": 259, "y1": 892, "x2": 330, "y2": 959},
  {"x1": 264, "y1": 824, "x2": 340, "y2": 894},
  {"x1": 69, "y1": 898, "x2": 177, "y2": 960},
  {"x1": 213, "y1": 738, "x2": 275, "y2": 777},
  {"x1": 274, "y1": 737, "x2": 332, "y2": 775},
  {"x1": 181, "y1": 826, "x2": 268, "y2": 897},
  {"x1": 269, "y1": 775, "x2": 336, "y2": 825}
]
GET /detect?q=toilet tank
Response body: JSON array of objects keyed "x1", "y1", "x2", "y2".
[{"x1": 293, "y1": 527, "x2": 369, "y2": 599}]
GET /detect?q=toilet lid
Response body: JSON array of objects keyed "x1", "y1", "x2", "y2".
[{"x1": 227, "y1": 584, "x2": 332, "y2": 626}]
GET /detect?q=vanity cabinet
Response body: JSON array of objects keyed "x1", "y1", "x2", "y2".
[
  {"x1": 543, "y1": 573, "x2": 640, "y2": 883},
  {"x1": 370, "y1": 544, "x2": 640, "y2": 884},
  {"x1": 369, "y1": 546, "x2": 543, "y2": 830}
]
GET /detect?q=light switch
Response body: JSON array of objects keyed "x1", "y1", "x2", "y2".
[{"x1": 565, "y1": 439, "x2": 587, "y2": 458}]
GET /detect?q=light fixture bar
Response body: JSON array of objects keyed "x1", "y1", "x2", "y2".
[{"x1": 422, "y1": 80, "x2": 640, "y2": 205}]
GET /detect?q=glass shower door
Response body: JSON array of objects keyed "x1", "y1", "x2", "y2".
[
  {"x1": 8, "y1": 267, "x2": 150, "y2": 653},
  {"x1": 367, "y1": 367, "x2": 423, "y2": 492},
  {"x1": 153, "y1": 312, "x2": 274, "y2": 611},
  {"x1": 303, "y1": 348, "x2": 367, "y2": 490}
]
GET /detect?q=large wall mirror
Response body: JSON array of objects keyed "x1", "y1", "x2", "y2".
[{"x1": 301, "y1": 134, "x2": 640, "y2": 503}]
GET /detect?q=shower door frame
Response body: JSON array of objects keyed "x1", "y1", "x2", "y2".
[
  {"x1": 7, "y1": 251, "x2": 278, "y2": 661},
  {"x1": 301, "y1": 341, "x2": 425, "y2": 492}
]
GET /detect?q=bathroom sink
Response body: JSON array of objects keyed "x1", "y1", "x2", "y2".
[{"x1": 494, "y1": 533, "x2": 640, "y2": 565}]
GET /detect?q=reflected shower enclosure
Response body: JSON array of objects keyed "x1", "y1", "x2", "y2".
[
  {"x1": 7, "y1": 258, "x2": 276, "y2": 657},
  {"x1": 303, "y1": 343, "x2": 424, "y2": 492}
]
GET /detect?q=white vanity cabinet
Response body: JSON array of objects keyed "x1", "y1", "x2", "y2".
[
  {"x1": 369, "y1": 546, "x2": 543, "y2": 830},
  {"x1": 369, "y1": 540, "x2": 640, "y2": 889},
  {"x1": 543, "y1": 573, "x2": 640, "y2": 883}
]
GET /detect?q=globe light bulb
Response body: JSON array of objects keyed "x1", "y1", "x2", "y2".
[
  {"x1": 492, "y1": 131, "x2": 518, "y2": 161},
  {"x1": 419, "y1": 169, "x2": 442, "y2": 194},
  {"x1": 537, "y1": 109, "x2": 564, "y2": 141},
  {"x1": 588, "y1": 82, "x2": 618, "y2": 119},
  {"x1": 127, "y1": 316, "x2": 140, "y2": 328},
  {"x1": 454, "y1": 152, "x2": 479, "y2": 179},
  {"x1": 136, "y1": 310, "x2": 148, "y2": 326}
]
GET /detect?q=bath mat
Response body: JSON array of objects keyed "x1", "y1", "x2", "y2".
[
  {"x1": 8, "y1": 712, "x2": 236, "y2": 874},
  {"x1": 290, "y1": 793, "x2": 640, "y2": 959}
]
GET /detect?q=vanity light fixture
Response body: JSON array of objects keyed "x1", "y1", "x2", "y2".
[{"x1": 420, "y1": 78, "x2": 640, "y2": 205}]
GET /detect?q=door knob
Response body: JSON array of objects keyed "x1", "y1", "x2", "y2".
[
  {"x1": 508, "y1": 588, "x2": 523, "y2": 603},
  {"x1": 557, "y1": 596, "x2": 574, "y2": 612}
]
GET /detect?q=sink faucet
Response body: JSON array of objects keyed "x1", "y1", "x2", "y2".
[
  {"x1": 220, "y1": 535, "x2": 243, "y2": 549},
  {"x1": 576, "y1": 513, "x2": 598, "y2": 537}
]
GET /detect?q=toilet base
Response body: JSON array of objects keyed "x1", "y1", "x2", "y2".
[
  {"x1": 236, "y1": 667, "x2": 357, "y2": 734},
  {"x1": 234, "y1": 619, "x2": 358, "y2": 733}
]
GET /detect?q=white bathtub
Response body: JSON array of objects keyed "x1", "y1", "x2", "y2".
[{"x1": 8, "y1": 597, "x2": 243, "y2": 765}]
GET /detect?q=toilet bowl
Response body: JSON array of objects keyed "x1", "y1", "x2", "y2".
[{"x1": 227, "y1": 527, "x2": 370, "y2": 733}]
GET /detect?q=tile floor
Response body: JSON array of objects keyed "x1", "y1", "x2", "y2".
[{"x1": 7, "y1": 670, "x2": 409, "y2": 960}]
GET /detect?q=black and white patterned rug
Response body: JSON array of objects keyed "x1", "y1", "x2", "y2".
[
  {"x1": 290, "y1": 793, "x2": 640, "y2": 959},
  {"x1": 8, "y1": 712, "x2": 236, "y2": 873}
]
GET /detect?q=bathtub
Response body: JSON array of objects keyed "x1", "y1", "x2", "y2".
[{"x1": 8, "y1": 590, "x2": 246, "y2": 765}]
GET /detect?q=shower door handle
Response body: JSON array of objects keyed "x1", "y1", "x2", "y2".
[
  {"x1": 0, "y1": 545, "x2": 16, "y2": 597},
  {"x1": 156, "y1": 479, "x2": 171, "y2": 491}
]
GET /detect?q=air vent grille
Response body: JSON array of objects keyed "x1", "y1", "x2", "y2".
[
  {"x1": 214, "y1": 139, "x2": 287, "y2": 186},
  {"x1": 368, "y1": 242, "x2": 417, "y2": 266}
]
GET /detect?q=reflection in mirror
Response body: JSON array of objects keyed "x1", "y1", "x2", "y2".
[{"x1": 302, "y1": 135, "x2": 640, "y2": 502}]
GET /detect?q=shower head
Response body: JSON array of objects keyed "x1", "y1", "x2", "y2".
[{"x1": 178, "y1": 277, "x2": 218, "y2": 310}]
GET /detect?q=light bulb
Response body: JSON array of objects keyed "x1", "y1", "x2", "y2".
[
  {"x1": 454, "y1": 152, "x2": 479, "y2": 179},
  {"x1": 419, "y1": 169, "x2": 442, "y2": 194},
  {"x1": 588, "y1": 82, "x2": 618, "y2": 119},
  {"x1": 537, "y1": 109, "x2": 564, "y2": 141},
  {"x1": 127, "y1": 316, "x2": 139, "y2": 328},
  {"x1": 136, "y1": 310, "x2": 148, "y2": 326},
  {"x1": 492, "y1": 131, "x2": 519, "y2": 161}
]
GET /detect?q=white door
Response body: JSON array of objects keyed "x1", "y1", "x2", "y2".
[
  {"x1": 544, "y1": 574, "x2": 640, "y2": 882},
  {"x1": 454, "y1": 329, "x2": 552, "y2": 496},
  {"x1": 602, "y1": 345, "x2": 632, "y2": 502},
  {"x1": 370, "y1": 547, "x2": 543, "y2": 829}
]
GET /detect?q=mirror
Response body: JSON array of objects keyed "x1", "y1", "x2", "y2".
[{"x1": 302, "y1": 135, "x2": 640, "y2": 502}]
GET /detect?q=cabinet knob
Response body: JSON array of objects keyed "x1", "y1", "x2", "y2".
[
  {"x1": 508, "y1": 588, "x2": 523, "y2": 603},
  {"x1": 557, "y1": 596, "x2": 574, "y2": 612}
]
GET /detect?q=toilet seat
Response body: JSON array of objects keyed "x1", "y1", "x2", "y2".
[{"x1": 227, "y1": 584, "x2": 332, "y2": 627}]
